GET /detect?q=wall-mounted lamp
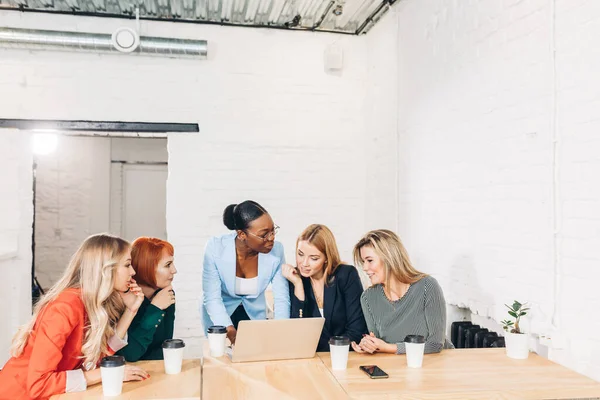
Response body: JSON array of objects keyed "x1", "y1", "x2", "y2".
[
  {"x1": 112, "y1": 27, "x2": 140, "y2": 53},
  {"x1": 31, "y1": 133, "x2": 58, "y2": 155}
]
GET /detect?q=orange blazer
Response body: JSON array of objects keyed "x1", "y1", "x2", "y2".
[{"x1": 0, "y1": 288, "x2": 115, "y2": 400}]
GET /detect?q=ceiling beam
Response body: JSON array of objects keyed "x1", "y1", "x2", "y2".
[{"x1": 0, "y1": 119, "x2": 200, "y2": 133}]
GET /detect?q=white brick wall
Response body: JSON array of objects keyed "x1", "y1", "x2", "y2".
[
  {"x1": 553, "y1": 0, "x2": 600, "y2": 378},
  {"x1": 0, "y1": 11, "x2": 397, "y2": 359},
  {"x1": 0, "y1": 131, "x2": 33, "y2": 366},
  {"x1": 364, "y1": 10, "x2": 399, "y2": 232},
  {"x1": 393, "y1": 0, "x2": 600, "y2": 381}
]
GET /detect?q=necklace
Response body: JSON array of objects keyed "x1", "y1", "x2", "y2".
[
  {"x1": 314, "y1": 290, "x2": 324, "y2": 308},
  {"x1": 310, "y1": 277, "x2": 325, "y2": 308},
  {"x1": 384, "y1": 283, "x2": 410, "y2": 302}
]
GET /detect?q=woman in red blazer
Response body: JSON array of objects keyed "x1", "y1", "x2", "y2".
[{"x1": 0, "y1": 234, "x2": 150, "y2": 400}]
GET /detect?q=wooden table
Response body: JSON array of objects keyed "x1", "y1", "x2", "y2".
[
  {"x1": 203, "y1": 351, "x2": 346, "y2": 399},
  {"x1": 52, "y1": 359, "x2": 201, "y2": 399},
  {"x1": 52, "y1": 348, "x2": 600, "y2": 399},
  {"x1": 52, "y1": 352, "x2": 346, "y2": 399},
  {"x1": 317, "y1": 348, "x2": 600, "y2": 399}
]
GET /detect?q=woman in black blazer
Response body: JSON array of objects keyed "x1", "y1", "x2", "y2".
[{"x1": 282, "y1": 224, "x2": 367, "y2": 352}]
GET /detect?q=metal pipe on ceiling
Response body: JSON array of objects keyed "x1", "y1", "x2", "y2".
[{"x1": 0, "y1": 27, "x2": 208, "y2": 58}]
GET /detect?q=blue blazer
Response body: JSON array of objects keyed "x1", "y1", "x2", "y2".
[{"x1": 201, "y1": 233, "x2": 290, "y2": 333}]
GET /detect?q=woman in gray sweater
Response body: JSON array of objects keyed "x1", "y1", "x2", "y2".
[{"x1": 351, "y1": 229, "x2": 451, "y2": 355}]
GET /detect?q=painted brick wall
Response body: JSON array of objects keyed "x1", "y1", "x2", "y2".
[
  {"x1": 393, "y1": 0, "x2": 600, "y2": 381},
  {"x1": 0, "y1": 131, "x2": 33, "y2": 366},
  {"x1": 364, "y1": 9, "x2": 399, "y2": 233},
  {"x1": 553, "y1": 0, "x2": 600, "y2": 379}
]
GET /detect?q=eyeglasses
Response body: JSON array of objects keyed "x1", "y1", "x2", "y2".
[{"x1": 246, "y1": 225, "x2": 280, "y2": 242}]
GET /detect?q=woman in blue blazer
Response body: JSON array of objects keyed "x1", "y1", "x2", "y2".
[
  {"x1": 282, "y1": 224, "x2": 367, "y2": 352},
  {"x1": 202, "y1": 200, "x2": 290, "y2": 344}
]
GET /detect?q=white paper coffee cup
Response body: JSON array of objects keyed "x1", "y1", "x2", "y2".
[
  {"x1": 404, "y1": 335, "x2": 425, "y2": 368},
  {"x1": 100, "y1": 355, "x2": 125, "y2": 397},
  {"x1": 329, "y1": 336, "x2": 350, "y2": 370},
  {"x1": 207, "y1": 326, "x2": 227, "y2": 357},
  {"x1": 162, "y1": 339, "x2": 186, "y2": 375}
]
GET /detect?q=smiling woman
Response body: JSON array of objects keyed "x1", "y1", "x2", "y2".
[
  {"x1": 201, "y1": 200, "x2": 290, "y2": 345},
  {"x1": 352, "y1": 230, "x2": 453, "y2": 356}
]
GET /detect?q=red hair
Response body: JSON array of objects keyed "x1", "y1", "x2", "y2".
[{"x1": 131, "y1": 237, "x2": 174, "y2": 288}]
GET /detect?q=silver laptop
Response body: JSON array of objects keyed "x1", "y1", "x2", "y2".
[{"x1": 228, "y1": 317, "x2": 325, "y2": 363}]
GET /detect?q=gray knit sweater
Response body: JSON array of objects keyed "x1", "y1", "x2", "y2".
[{"x1": 360, "y1": 275, "x2": 452, "y2": 354}]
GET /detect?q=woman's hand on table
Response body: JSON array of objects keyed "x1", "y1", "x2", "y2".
[
  {"x1": 123, "y1": 365, "x2": 150, "y2": 381},
  {"x1": 83, "y1": 364, "x2": 149, "y2": 387},
  {"x1": 226, "y1": 325, "x2": 237, "y2": 345},
  {"x1": 351, "y1": 341, "x2": 368, "y2": 354},
  {"x1": 357, "y1": 332, "x2": 397, "y2": 354}
]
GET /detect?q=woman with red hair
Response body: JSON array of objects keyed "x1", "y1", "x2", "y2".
[{"x1": 117, "y1": 237, "x2": 178, "y2": 361}]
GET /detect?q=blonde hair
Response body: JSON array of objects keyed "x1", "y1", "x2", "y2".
[
  {"x1": 353, "y1": 229, "x2": 426, "y2": 287},
  {"x1": 11, "y1": 233, "x2": 130, "y2": 369},
  {"x1": 297, "y1": 224, "x2": 342, "y2": 285}
]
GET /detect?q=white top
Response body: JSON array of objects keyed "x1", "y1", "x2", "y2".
[
  {"x1": 319, "y1": 308, "x2": 324, "y2": 317},
  {"x1": 235, "y1": 276, "x2": 259, "y2": 295}
]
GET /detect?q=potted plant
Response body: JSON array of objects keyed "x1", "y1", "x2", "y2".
[{"x1": 501, "y1": 300, "x2": 530, "y2": 359}]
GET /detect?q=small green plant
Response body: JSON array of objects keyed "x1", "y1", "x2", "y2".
[{"x1": 501, "y1": 300, "x2": 529, "y2": 334}]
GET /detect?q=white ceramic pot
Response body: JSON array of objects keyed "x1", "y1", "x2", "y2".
[{"x1": 504, "y1": 332, "x2": 529, "y2": 359}]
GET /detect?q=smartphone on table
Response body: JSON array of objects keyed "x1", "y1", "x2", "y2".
[{"x1": 359, "y1": 365, "x2": 389, "y2": 379}]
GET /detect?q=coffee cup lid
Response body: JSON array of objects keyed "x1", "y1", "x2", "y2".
[
  {"x1": 100, "y1": 355, "x2": 125, "y2": 368},
  {"x1": 162, "y1": 339, "x2": 186, "y2": 349},
  {"x1": 329, "y1": 336, "x2": 350, "y2": 346},
  {"x1": 404, "y1": 335, "x2": 425, "y2": 344},
  {"x1": 207, "y1": 325, "x2": 227, "y2": 334}
]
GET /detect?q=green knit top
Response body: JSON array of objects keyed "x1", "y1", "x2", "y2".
[{"x1": 117, "y1": 295, "x2": 176, "y2": 361}]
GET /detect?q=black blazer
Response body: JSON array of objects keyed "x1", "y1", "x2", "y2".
[{"x1": 289, "y1": 264, "x2": 368, "y2": 352}]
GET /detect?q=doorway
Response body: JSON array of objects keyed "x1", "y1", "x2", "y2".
[
  {"x1": 109, "y1": 138, "x2": 168, "y2": 241},
  {"x1": 33, "y1": 135, "x2": 168, "y2": 292}
]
